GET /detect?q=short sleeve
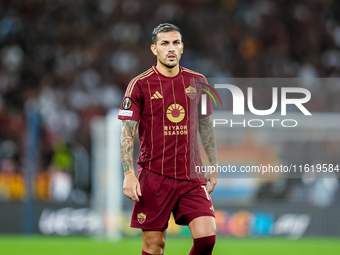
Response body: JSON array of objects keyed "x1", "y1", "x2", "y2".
[{"x1": 118, "y1": 80, "x2": 142, "y2": 122}]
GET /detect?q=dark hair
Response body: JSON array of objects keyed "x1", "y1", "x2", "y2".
[{"x1": 151, "y1": 23, "x2": 182, "y2": 44}]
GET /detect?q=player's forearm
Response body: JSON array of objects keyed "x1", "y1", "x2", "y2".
[
  {"x1": 199, "y1": 116, "x2": 218, "y2": 167},
  {"x1": 120, "y1": 120, "x2": 138, "y2": 175}
]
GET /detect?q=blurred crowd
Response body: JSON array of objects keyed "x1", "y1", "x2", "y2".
[{"x1": 0, "y1": 0, "x2": 340, "y2": 203}]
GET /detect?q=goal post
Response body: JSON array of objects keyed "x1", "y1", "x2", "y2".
[{"x1": 91, "y1": 109, "x2": 123, "y2": 240}]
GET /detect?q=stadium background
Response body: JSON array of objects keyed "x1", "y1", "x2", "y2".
[{"x1": 0, "y1": 0, "x2": 340, "y2": 254}]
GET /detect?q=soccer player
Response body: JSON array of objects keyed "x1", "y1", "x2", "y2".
[{"x1": 118, "y1": 23, "x2": 218, "y2": 255}]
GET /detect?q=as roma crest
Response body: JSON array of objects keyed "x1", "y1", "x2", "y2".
[
  {"x1": 185, "y1": 86, "x2": 196, "y2": 99},
  {"x1": 137, "y1": 212, "x2": 146, "y2": 224}
]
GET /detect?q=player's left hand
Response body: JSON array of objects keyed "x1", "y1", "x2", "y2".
[{"x1": 205, "y1": 174, "x2": 218, "y2": 194}]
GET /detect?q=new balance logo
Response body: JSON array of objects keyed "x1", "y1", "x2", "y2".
[{"x1": 151, "y1": 91, "x2": 163, "y2": 99}]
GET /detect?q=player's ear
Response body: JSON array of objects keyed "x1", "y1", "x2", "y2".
[
  {"x1": 151, "y1": 44, "x2": 157, "y2": 56},
  {"x1": 181, "y1": 42, "x2": 184, "y2": 54}
]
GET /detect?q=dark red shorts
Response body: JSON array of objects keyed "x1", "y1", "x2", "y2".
[{"x1": 131, "y1": 169, "x2": 215, "y2": 231}]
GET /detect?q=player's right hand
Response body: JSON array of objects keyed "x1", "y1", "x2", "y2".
[{"x1": 123, "y1": 172, "x2": 142, "y2": 202}]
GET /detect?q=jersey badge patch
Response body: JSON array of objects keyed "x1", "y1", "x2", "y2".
[
  {"x1": 137, "y1": 212, "x2": 146, "y2": 224},
  {"x1": 119, "y1": 110, "x2": 133, "y2": 117},
  {"x1": 122, "y1": 97, "x2": 132, "y2": 110},
  {"x1": 185, "y1": 86, "x2": 197, "y2": 99}
]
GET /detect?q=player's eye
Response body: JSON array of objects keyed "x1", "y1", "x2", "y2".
[{"x1": 161, "y1": 42, "x2": 167, "y2": 46}]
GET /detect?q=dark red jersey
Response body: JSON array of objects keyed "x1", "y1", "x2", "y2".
[{"x1": 118, "y1": 65, "x2": 213, "y2": 181}]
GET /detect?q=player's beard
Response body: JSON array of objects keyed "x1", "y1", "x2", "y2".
[
  {"x1": 159, "y1": 58, "x2": 178, "y2": 69},
  {"x1": 158, "y1": 53, "x2": 179, "y2": 69}
]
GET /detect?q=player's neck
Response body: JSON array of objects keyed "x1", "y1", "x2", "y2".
[{"x1": 156, "y1": 63, "x2": 180, "y2": 77}]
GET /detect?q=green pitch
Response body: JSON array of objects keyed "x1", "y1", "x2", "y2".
[{"x1": 1, "y1": 236, "x2": 339, "y2": 255}]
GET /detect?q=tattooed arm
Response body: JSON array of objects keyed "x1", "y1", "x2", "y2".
[
  {"x1": 121, "y1": 119, "x2": 141, "y2": 201},
  {"x1": 198, "y1": 116, "x2": 218, "y2": 193},
  {"x1": 121, "y1": 120, "x2": 138, "y2": 175}
]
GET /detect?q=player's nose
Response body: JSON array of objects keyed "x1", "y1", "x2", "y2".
[{"x1": 168, "y1": 43, "x2": 176, "y2": 51}]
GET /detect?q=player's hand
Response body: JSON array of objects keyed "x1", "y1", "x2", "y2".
[
  {"x1": 205, "y1": 171, "x2": 218, "y2": 194},
  {"x1": 123, "y1": 172, "x2": 142, "y2": 202}
]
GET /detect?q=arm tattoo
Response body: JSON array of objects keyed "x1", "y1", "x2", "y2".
[
  {"x1": 198, "y1": 116, "x2": 217, "y2": 166},
  {"x1": 120, "y1": 120, "x2": 138, "y2": 175}
]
